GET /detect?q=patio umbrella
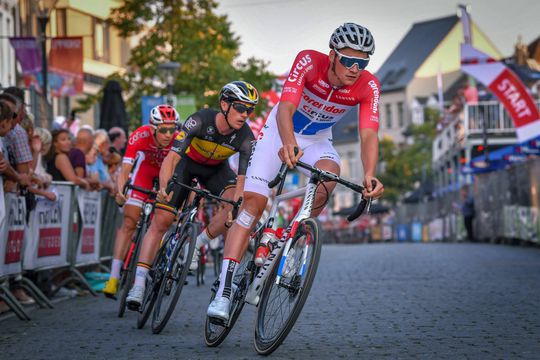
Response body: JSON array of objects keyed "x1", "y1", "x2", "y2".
[{"x1": 99, "y1": 80, "x2": 128, "y2": 133}]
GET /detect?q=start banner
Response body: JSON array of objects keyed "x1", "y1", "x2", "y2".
[
  {"x1": 75, "y1": 190, "x2": 102, "y2": 265},
  {"x1": 0, "y1": 193, "x2": 26, "y2": 277},
  {"x1": 24, "y1": 185, "x2": 72, "y2": 270}
]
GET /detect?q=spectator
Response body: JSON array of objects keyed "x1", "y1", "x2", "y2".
[
  {"x1": 0, "y1": 96, "x2": 31, "y2": 187},
  {"x1": 0, "y1": 90, "x2": 33, "y2": 181},
  {"x1": 93, "y1": 129, "x2": 116, "y2": 194},
  {"x1": 45, "y1": 129, "x2": 90, "y2": 190},
  {"x1": 460, "y1": 186, "x2": 476, "y2": 242},
  {"x1": 69, "y1": 127, "x2": 94, "y2": 178},
  {"x1": 31, "y1": 127, "x2": 53, "y2": 185},
  {"x1": 108, "y1": 127, "x2": 127, "y2": 155},
  {"x1": 52, "y1": 110, "x2": 80, "y2": 136}
]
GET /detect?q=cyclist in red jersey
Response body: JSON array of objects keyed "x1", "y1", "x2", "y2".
[
  {"x1": 208, "y1": 23, "x2": 385, "y2": 321},
  {"x1": 103, "y1": 105, "x2": 179, "y2": 298}
]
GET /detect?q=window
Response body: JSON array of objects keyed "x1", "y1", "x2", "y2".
[
  {"x1": 93, "y1": 19, "x2": 109, "y2": 61},
  {"x1": 385, "y1": 103, "x2": 393, "y2": 129},
  {"x1": 397, "y1": 102, "x2": 404, "y2": 127}
]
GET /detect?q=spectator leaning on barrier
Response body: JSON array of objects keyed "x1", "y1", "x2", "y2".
[
  {"x1": 2, "y1": 87, "x2": 33, "y2": 177},
  {"x1": 46, "y1": 129, "x2": 90, "y2": 190},
  {"x1": 32, "y1": 127, "x2": 53, "y2": 185},
  {"x1": 94, "y1": 129, "x2": 117, "y2": 195},
  {"x1": 0, "y1": 98, "x2": 31, "y2": 187}
]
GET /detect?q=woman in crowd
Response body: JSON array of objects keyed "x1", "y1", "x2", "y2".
[{"x1": 46, "y1": 129, "x2": 90, "y2": 190}]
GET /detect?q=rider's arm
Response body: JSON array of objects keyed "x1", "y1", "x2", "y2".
[
  {"x1": 159, "y1": 151, "x2": 181, "y2": 190},
  {"x1": 276, "y1": 101, "x2": 298, "y2": 149},
  {"x1": 117, "y1": 162, "x2": 133, "y2": 195},
  {"x1": 360, "y1": 128, "x2": 379, "y2": 177}
]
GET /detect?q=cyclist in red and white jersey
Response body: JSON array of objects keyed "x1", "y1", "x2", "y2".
[
  {"x1": 208, "y1": 23, "x2": 385, "y2": 321},
  {"x1": 103, "y1": 105, "x2": 179, "y2": 298}
]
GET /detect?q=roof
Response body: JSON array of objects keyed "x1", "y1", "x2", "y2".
[
  {"x1": 332, "y1": 106, "x2": 358, "y2": 144},
  {"x1": 375, "y1": 15, "x2": 459, "y2": 92}
]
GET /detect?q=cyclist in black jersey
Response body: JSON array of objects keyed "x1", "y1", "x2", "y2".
[{"x1": 126, "y1": 81, "x2": 259, "y2": 309}]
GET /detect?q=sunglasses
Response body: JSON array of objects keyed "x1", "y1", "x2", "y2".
[
  {"x1": 232, "y1": 102, "x2": 255, "y2": 115},
  {"x1": 157, "y1": 126, "x2": 176, "y2": 134},
  {"x1": 334, "y1": 49, "x2": 370, "y2": 70}
]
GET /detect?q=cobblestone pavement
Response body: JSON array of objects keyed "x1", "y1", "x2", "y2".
[{"x1": 1, "y1": 243, "x2": 539, "y2": 359}]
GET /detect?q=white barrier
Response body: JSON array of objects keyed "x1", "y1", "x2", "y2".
[
  {"x1": 0, "y1": 193, "x2": 26, "y2": 277},
  {"x1": 23, "y1": 184, "x2": 73, "y2": 271},
  {"x1": 75, "y1": 190, "x2": 102, "y2": 265}
]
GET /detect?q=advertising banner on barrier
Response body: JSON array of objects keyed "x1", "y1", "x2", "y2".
[
  {"x1": 24, "y1": 185, "x2": 72, "y2": 270},
  {"x1": 0, "y1": 194, "x2": 26, "y2": 277},
  {"x1": 411, "y1": 222, "x2": 422, "y2": 242},
  {"x1": 75, "y1": 190, "x2": 102, "y2": 264}
]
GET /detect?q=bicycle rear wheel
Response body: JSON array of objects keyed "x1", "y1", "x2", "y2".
[
  {"x1": 204, "y1": 247, "x2": 253, "y2": 347},
  {"x1": 151, "y1": 223, "x2": 198, "y2": 334},
  {"x1": 254, "y1": 218, "x2": 321, "y2": 355},
  {"x1": 136, "y1": 243, "x2": 167, "y2": 329},
  {"x1": 117, "y1": 221, "x2": 146, "y2": 318}
]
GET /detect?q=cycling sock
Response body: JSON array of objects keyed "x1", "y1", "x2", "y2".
[
  {"x1": 196, "y1": 228, "x2": 213, "y2": 249},
  {"x1": 110, "y1": 258, "x2": 123, "y2": 279},
  {"x1": 216, "y1": 258, "x2": 238, "y2": 299},
  {"x1": 133, "y1": 262, "x2": 151, "y2": 288}
]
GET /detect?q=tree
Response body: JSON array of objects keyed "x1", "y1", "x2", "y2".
[
  {"x1": 379, "y1": 107, "x2": 438, "y2": 203},
  {"x1": 77, "y1": 0, "x2": 275, "y2": 127}
]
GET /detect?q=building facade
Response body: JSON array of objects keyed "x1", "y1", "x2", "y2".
[{"x1": 0, "y1": 0, "x2": 18, "y2": 88}]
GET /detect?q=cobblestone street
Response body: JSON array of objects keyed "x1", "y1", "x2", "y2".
[{"x1": 1, "y1": 243, "x2": 539, "y2": 359}]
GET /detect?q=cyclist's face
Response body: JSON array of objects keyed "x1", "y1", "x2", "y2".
[
  {"x1": 329, "y1": 48, "x2": 368, "y2": 86},
  {"x1": 155, "y1": 124, "x2": 176, "y2": 146},
  {"x1": 226, "y1": 101, "x2": 254, "y2": 129}
]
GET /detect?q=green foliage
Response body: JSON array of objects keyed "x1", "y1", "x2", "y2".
[
  {"x1": 379, "y1": 108, "x2": 438, "y2": 203},
  {"x1": 77, "y1": 0, "x2": 275, "y2": 127}
]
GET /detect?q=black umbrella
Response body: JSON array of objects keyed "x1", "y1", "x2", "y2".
[{"x1": 99, "y1": 80, "x2": 128, "y2": 133}]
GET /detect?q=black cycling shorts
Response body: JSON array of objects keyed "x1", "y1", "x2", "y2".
[{"x1": 156, "y1": 156, "x2": 236, "y2": 214}]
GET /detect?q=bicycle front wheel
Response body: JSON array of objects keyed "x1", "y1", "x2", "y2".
[
  {"x1": 151, "y1": 223, "x2": 198, "y2": 334},
  {"x1": 254, "y1": 218, "x2": 321, "y2": 355},
  {"x1": 117, "y1": 221, "x2": 146, "y2": 318}
]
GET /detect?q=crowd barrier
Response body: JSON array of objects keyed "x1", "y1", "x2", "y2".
[
  {"x1": 390, "y1": 158, "x2": 540, "y2": 244},
  {"x1": 0, "y1": 181, "x2": 123, "y2": 320}
]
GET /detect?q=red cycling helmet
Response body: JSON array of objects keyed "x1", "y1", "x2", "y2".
[{"x1": 150, "y1": 104, "x2": 180, "y2": 126}]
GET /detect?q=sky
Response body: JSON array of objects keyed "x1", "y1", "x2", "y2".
[{"x1": 216, "y1": 0, "x2": 540, "y2": 75}]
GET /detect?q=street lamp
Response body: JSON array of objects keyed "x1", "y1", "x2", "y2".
[
  {"x1": 36, "y1": 0, "x2": 57, "y2": 129},
  {"x1": 157, "y1": 61, "x2": 181, "y2": 105}
]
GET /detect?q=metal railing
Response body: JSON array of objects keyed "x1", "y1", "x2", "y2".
[{"x1": 464, "y1": 100, "x2": 540, "y2": 135}]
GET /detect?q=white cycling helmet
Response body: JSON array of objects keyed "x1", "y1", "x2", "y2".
[
  {"x1": 329, "y1": 22, "x2": 375, "y2": 55},
  {"x1": 149, "y1": 104, "x2": 180, "y2": 126}
]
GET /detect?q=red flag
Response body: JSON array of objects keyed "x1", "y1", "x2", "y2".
[{"x1": 48, "y1": 37, "x2": 84, "y2": 97}]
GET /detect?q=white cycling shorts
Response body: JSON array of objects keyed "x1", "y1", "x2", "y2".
[{"x1": 244, "y1": 105, "x2": 340, "y2": 197}]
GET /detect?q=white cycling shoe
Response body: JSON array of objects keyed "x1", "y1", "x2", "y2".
[
  {"x1": 207, "y1": 296, "x2": 231, "y2": 322},
  {"x1": 189, "y1": 249, "x2": 200, "y2": 271},
  {"x1": 126, "y1": 285, "x2": 145, "y2": 310}
]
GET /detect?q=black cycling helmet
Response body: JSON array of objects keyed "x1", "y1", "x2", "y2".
[{"x1": 219, "y1": 81, "x2": 259, "y2": 106}]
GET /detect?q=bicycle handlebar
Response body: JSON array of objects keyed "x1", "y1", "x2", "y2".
[
  {"x1": 172, "y1": 178, "x2": 243, "y2": 214},
  {"x1": 268, "y1": 155, "x2": 373, "y2": 221}
]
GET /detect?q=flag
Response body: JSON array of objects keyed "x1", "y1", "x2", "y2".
[
  {"x1": 459, "y1": 4, "x2": 472, "y2": 44},
  {"x1": 461, "y1": 43, "x2": 540, "y2": 142},
  {"x1": 48, "y1": 37, "x2": 84, "y2": 97},
  {"x1": 9, "y1": 37, "x2": 42, "y2": 91}
]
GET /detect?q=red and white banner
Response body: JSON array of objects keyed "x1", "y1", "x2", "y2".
[
  {"x1": 0, "y1": 193, "x2": 26, "y2": 277},
  {"x1": 24, "y1": 185, "x2": 72, "y2": 270},
  {"x1": 75, "y1": 190, "x2": 102, "y2": 265},
  {"x1": 461, "y1": 43, "x2": 540, "y2": 142}
]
